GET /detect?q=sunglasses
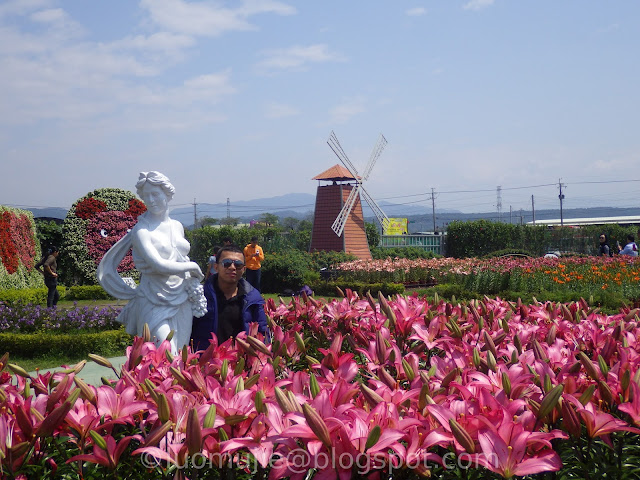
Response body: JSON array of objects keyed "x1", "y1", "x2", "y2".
[{"x1": 220, "y1": 259, "x2": 245, "y2": 269}]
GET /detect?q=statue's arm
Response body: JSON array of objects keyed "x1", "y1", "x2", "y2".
[{"x1": 132, "y1": 227, "x2": 203, "y2": 280}]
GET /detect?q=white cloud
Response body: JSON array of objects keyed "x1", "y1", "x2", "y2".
[
  {"x1": 257, "y1": 44, "x2": 344, "y2": 72},
  {"x1": 329, "y1": 97, "x2": 366, "y2": 124},
  {"x1": 139, "y1": 0, "x2": 295, "y2": 37},
  {"x1": 264, "y1": 101, "x2": 299, "y2": 118},
  {"x1": 0, "y1": 0, "x2": 52, "y2": 18},
  {"x1": 463, "y1": 0, "x2": 495, "y2": 11},
  {"x1": 406, "y1": 7, "x2": 427, "y2": 17}
]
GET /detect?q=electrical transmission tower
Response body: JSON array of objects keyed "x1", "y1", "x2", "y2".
[{"x1": 496, "y1": 186, "x2": 503, "y2": 222}]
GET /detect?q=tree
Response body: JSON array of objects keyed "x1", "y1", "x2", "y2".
[
  {"x1": 260, "y1": 213, "x2": 279, "y2": 226},
  {"x1": 200, "y1": 216, "x2": 219, "y2": 227},
  {"x1": 220, "y1": 217, "x2": 240, "y2": 226},
  {"x1": 282, "y1": 217, "x2": 300, "y2": 231},
  {"x1": 365, "y1": 222, "x2": 380, "y2": 248}
]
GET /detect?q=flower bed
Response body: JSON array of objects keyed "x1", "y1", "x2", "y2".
[
  {"x1": 1, "y1": 292, "x2": 640, "y2": 478},
  {"x1": 0, "y1": 302, "x2": 121, "y2": 334},
  {"x1": 336, "y1": 256, "x2": 640, "y2": 300}
]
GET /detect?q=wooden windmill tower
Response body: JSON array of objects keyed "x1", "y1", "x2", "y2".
[{"x1": 310, "y1": 131, "x2": 390, "y2": 260}]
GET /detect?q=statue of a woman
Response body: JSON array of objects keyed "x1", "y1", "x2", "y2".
[{"x1": 97, "y1": 172, "x2": 206, "y2": 353}]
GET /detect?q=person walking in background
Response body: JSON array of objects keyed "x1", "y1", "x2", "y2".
[
  {"x1": 36, "y1": 245, "x2": 60, "y2": 308},
  {"x1": 205, "y1": 246, "x2": 220, "y2": 280},
  {"x1": 243, "y1": 236, "x2": 264, "y2": 292},
  {"x1": 598, "y1": 234, "x2": 611, "y2": 257},
  {"x1": 617, "y1": 234, "x2": 638, "y2": 256}
]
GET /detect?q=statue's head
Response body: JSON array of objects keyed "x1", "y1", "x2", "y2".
[{"x1": 135, "y1": 172, "x2": 175, "y2": 200}]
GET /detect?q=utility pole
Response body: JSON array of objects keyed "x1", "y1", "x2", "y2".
[
  {"x1": 431, "y1": 187, "x2": 436, "y2": 233},
  {"x1": 496, "y1": 186, "x2": 503, "y2": 222},
  {"x1": 226, "y1": 197, "x2": 231, "y2": 219},
  {"x1": 531, "y1": 195, "x2": 536, "y2": 225},
  {"x1": 509, "y1": 205, "x2": 512, "y2": 224},
  {"x1": 558, "y1": 179, "x2": 565, "y2": 226},
  {"x1": 193, "y1": 198, "x2": 197, "y2": 229}
]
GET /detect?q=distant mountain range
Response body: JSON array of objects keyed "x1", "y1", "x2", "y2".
[{"x1": 20, "y1": 195, "x2": 640, "y2": 234}]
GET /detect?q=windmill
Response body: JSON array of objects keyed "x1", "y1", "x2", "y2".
[{"x1": 309, "y1": 131, "x2": 389, "y2": 260}]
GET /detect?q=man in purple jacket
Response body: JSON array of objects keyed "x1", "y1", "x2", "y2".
[{"x1": 190, "y1": 245, "x2": 268, "y2": 351}]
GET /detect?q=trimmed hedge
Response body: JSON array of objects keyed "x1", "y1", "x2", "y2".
[
  {"x1": 311, "y1": 280, "x2": 405, "y2": 297},
  {"x1": 65, "y1": 285, "x2": 113, "y2": 300},
  {"x1": 0, "y1": 287, "x2": 65, "y2": 305},
  {"x1": 0, "y1": 328, "x2": 131, "y2": 358}
]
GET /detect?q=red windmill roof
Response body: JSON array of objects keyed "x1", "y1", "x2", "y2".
[{"x1": 312, "y1": 164, "x2": 358, "y2": 181}]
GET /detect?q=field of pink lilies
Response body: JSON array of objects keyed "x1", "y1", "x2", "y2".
[{"x1": 2, "y1": 291, "x2": 640, "y2": 479}]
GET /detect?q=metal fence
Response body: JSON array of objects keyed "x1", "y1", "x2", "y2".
[{"x1": 379, "y1": 234, "x2": 446, "y2": 255}]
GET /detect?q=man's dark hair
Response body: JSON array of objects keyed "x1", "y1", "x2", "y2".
[
  {"x1": 251, "y1": 236, "x2": 258, "y2": 242},
  {"x1": 216, "y1": 245, "x2": 244, "y2": 263},
  {"x1": 628, "y1": 234, "x2": 635, "y2": 243},
  {"x1": 222, "y1": 237, "x2": 232, "y2": 244}
]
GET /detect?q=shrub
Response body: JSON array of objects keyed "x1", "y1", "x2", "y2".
[
  {"x1": 0, "y1": 329, "x2": 131, "y2": 358},
  {"x1": 310, "y1": 280, "x2": 405, "y2": 297},
  {"x1": 261, "y1": 249, "x2": 313, "y2": 293},
  {"x1": 64, "y1": 285, "x2": 113, "y2": 300},
  {"x1": 0, "y1": 287, "x2": 65, "y2": 305},
  {"x1": 371, "y1": 246, "x2": 439, "y2": 260}
]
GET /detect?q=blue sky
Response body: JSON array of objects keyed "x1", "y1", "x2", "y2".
[{"x1": 1, "y1": 0, "x2": 639, "y2": 216}]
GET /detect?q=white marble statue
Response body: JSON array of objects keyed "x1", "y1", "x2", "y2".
[{"x1": 97, "y1": 171, "x2": 206, "y2": 353}]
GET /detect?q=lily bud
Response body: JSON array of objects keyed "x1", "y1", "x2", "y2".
[
  {"x1": 166, "y1": 329, "x2": 174, "y2": 342},
  {"x1": 336, "y1": 286, "x2": 345, "y2": 297},
  {"x1": 294, "y1": 332, "x2": 306, "y2": 353},
  {"x1": 514, "y1": 334, "x2": 523, "y2": 355},
  {"x1": 144, "y1": 420, "x2": 173, "y2": 447},
  {"x1": 142, "y1": 323, "x2": 151, "y2": 342},
  {"x1": 73, "y1": 377, "x2": 96, "y2": 404},
  {"x1": 89, "y1": 430, "x2": 108, "y2": 452},
  {"x1": 88, "y1": 354, "x2": 113, "y2": 370},
  {"x1": 218, "y1": 427, "x2": 229, "y2": 441},
  {"x1": 203, "y1": 404, "x2": 217, "y2": 429},
  {"x1": 234, "y1": 376, "x2": 245, "y2": 394},
  {"x1": 224, "y1": 414, "x2": 248, "y2": 426},
  {"x1": 165, "y1": 350, "x2": 174, "y2": 364},
  {"x1": 501, "y1": 372, "x2": 512, "y2": 398},
  {"x1": 302, "y1": 402, "x2": 332, "y2": 448},
  {"x1": 621, "y1": 369, "x2": 631, "y2": 393},
  {"x1": 234, "y1": 357, "x2": 245, "y2": 375},
  {"x1": 158, "y1": 393, "x2": 171, "y2": 423},
  {"x1": 255, "y1": 390, "x2": 267, "y2": 413},
  {"x1": 8, "y1": 363, "x2": 32, "y2": 379},
  {"x1": 361, "y1": 384, "x2": 385, "y2": 407},
  {"x1": 441, "y1": 368, "x2": 459, "y2": 387},
  {"x1": 186, "y1": 408, "x2": 202, "y2": 456},
  {"x1": 598, "y1": 380, "x2": 614, "y2": 407},
  {"x1": 545, "y1": 325, "x2": 557, "y2": 345},
  {"x1": 482, "y1": 331, "x2": 497, "y2": 358},
  {"x1": 449, "y1": 418, "x2": 475, "y2": 454},
  {"x1": 578, "y1": 384, "x2": 596, "y2": 406},
  {"x1": 309, "y1": 373, "x2": 320, "y2": 398},
  {"x1": 244, "y1": 374, "x2": 260, "y2": 389},
  {"x1": 537, "y1": 384, "x2": 564, "y2": 421},
  {"x1": 402, "y1": 358, "x2": 415, "y2": 382},
  {"x1": 365, "y1": 425, "x2": 381, "y2": 451},
  {"x1": 597, "y1": 355, "x2": 609, "y2": 378},
  {"x1": 472, "y1": 348, "x2": 481, "y2": 368},
  {"x1": 486, "y1": 351, "x2": 497, "y2": 373},
  {"x1": 418, "y1": 384, "x2": 432, "y2": 410},
  {"x1": 274, "y1": 386, "x2": 294, "y2": 413},
  {"x1": 181, "y1": 345, "x2": 188, "y2": 365},
  {"x1": 234, "y1": 338, "x2": 257, "y2": 357},
  {"x1": 578, "y1": 352, "x2": 600, "y2": 380},
  {"x1": 246, "y1": 336, "x2": 271, "y2": 356}
]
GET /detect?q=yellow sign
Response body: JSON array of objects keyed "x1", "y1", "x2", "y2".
[{"x1": 385, "y1": 218, "x2": 408, "y2": 235}]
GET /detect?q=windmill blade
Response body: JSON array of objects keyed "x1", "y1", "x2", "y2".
[
  {"x1": 361, "y1": 133, "x2": 387, "y2": 181},
  {"x1": 327, "y1": 131, "x2": 359, "y2": 178},
  {"x1": 360, "y1": 187, "x2": 390, "y2": 233},
  {"x1": 331, "y1": 184, "x2": 360, "y2": 237}
]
